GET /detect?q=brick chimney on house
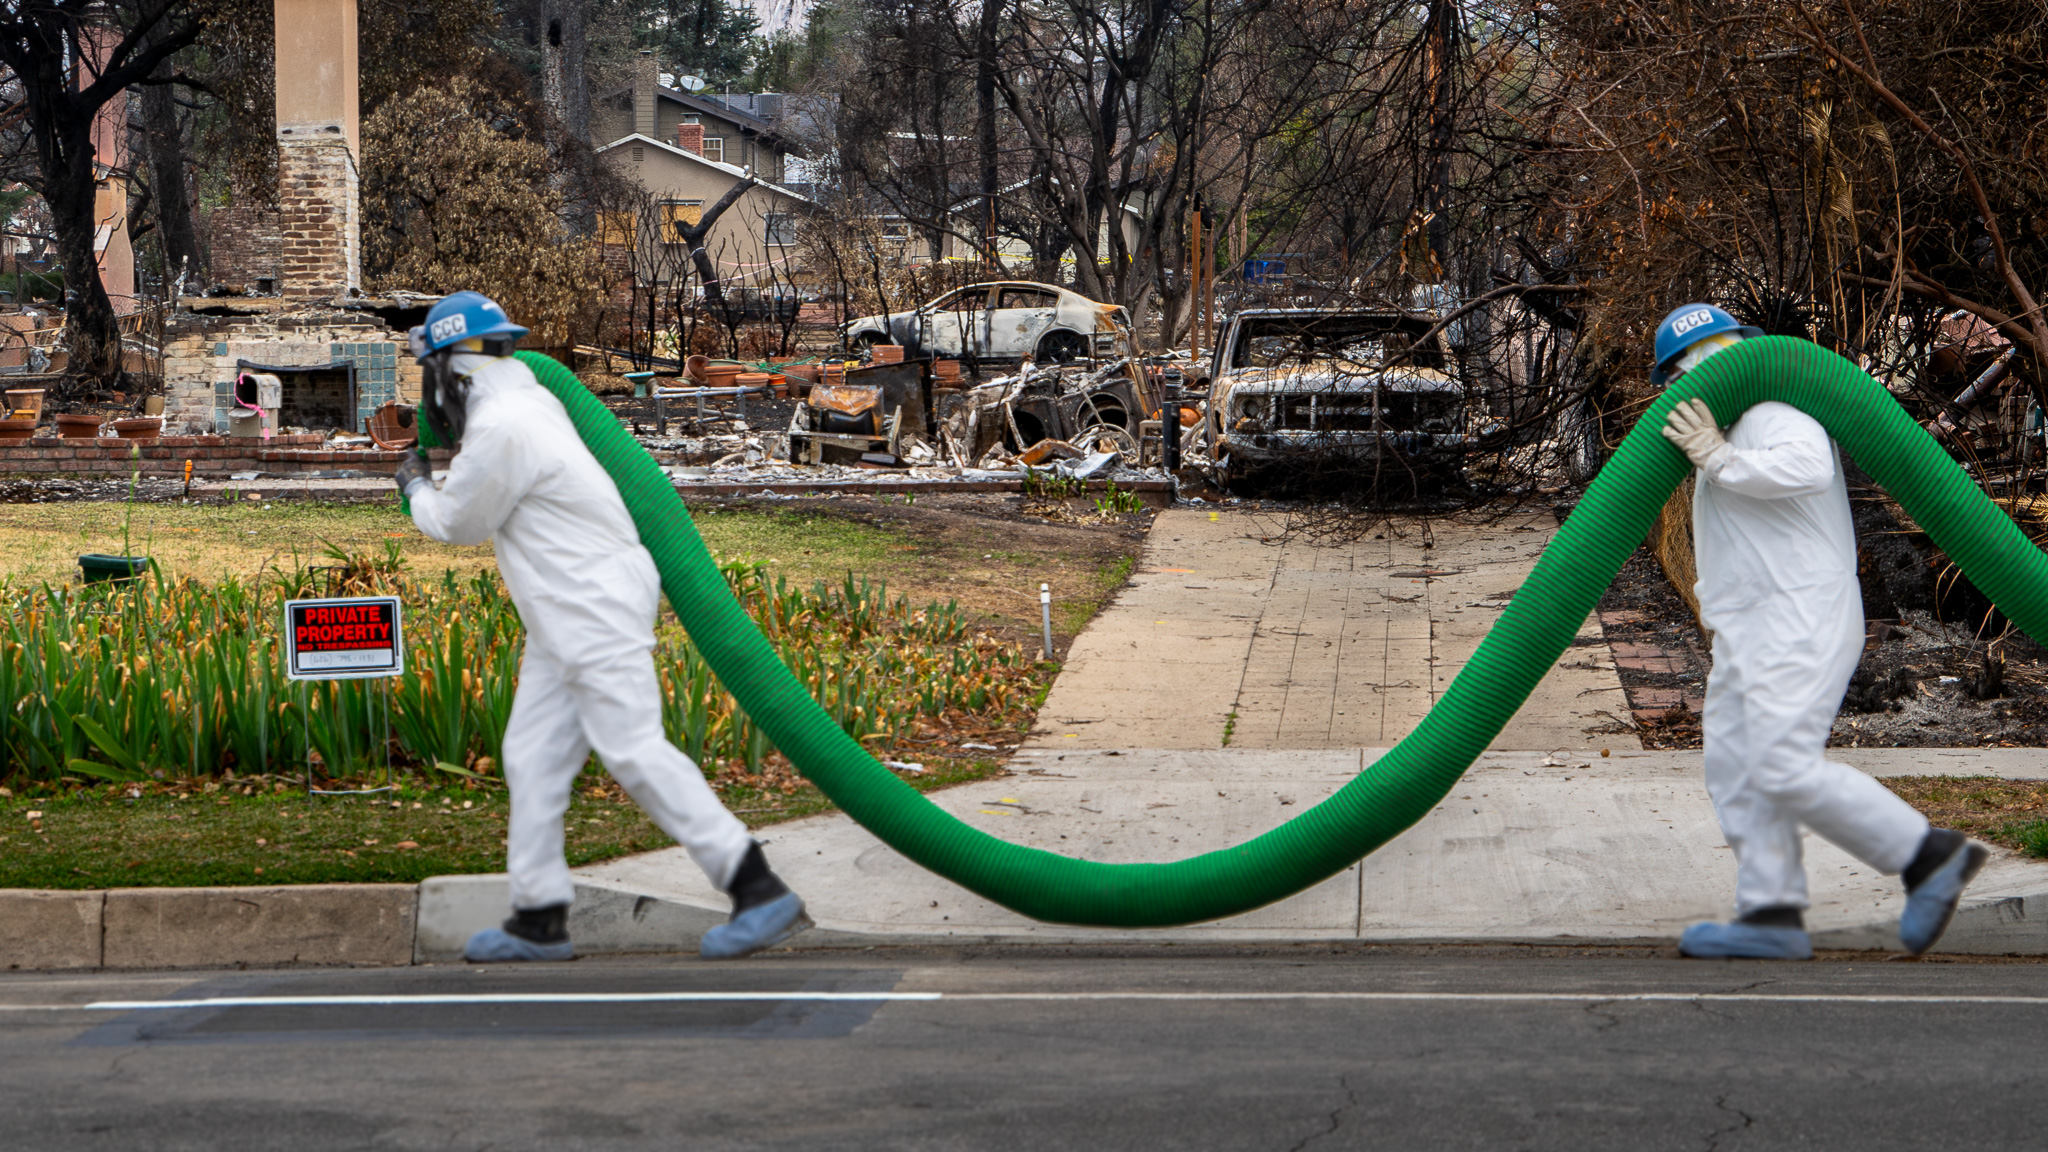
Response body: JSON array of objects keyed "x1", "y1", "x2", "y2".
[
  {"x1": 633, "y1": 51, "x2": 658, "y2": 138},
  {"x1": 674, "y1": 123, "x2": 703, "y2": 155},
  {"x1": 272, "y1": 0, "x2": 361, "y2": 301}
]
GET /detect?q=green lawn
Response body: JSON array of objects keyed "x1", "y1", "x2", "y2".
[
  {"x1": 0, "y1": 495, "x2": 1143, "y2": 888},
  {"x1": 0, "y1": 756, "x2": 1005, "y2": 889},
  {"x1": 0, "y1": 500, "x2": 914, "y2": 589}
]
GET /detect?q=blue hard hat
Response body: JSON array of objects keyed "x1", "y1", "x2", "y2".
[
  {"x1": 1650, "y1": 303, "x2": 1762, "y2": 386},
  {"x1": 419, "y1": 291, "x2": 528, "y2": 355}
]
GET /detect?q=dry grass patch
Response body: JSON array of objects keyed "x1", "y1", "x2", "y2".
[{"x1": 1881, "y1": 775, "x2": 2048, "y2": 856}]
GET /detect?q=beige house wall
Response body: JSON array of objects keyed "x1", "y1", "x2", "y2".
[{"x1": 624, "y1": 144, "x2": 804, "y2": 289}]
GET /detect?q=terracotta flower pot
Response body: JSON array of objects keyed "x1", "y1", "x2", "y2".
[
  {"x1": 55, "y1": 413, "x2": 104, "y2": 439},
  {"x1": 367, "y1": 402, "x2": 419, "y2": 449},
  {"x1": 869, "y1": 344, "x2": 904, "y2": 364},
  {"x1": 110, "y1": 417, "x2": 163, "y2": 440},
  {"x1": 0, "y1": 416, "x2": 36, "y2": 441},
  {"x1": 4, "y1": 388, "x2": 45, "y2": 420},
  {"x1": 703, "y1": 364, "x2": 743, "y2": 388},
  {"x1": 686, "y1": 354, "x2": 712, "y2": 383}
]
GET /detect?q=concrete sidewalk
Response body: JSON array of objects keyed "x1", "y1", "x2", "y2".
[
  {"x1": 1031, "y1": 507, "x2": 1636, "y2": 752},
  {"x1": 554, "y1": 746, "x2": 2048, "y2": 955},
  {"x1": 534, "y1": 508, "x2": 2048, "y2": 957}
]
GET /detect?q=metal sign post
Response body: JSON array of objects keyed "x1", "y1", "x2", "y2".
[{"x1": 283, "y1": 597, "x2": 404, "y2": 795}]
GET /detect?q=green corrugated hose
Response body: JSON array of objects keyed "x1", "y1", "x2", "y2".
[{"x1": 514, "y1": 339, "x2": 2048, "y2": 926}]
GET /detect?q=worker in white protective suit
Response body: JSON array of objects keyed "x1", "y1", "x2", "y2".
[
  {"x1": 395, "y1": 291, "x2": 810, "y2": 962},
  {"x1": 1653, "y1": 303, "x2": 1987, "y2": 960}
]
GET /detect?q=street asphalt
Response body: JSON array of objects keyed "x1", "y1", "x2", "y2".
[{"x1": 4, "y1": 944, "x2": 2046, "y2": 1150}]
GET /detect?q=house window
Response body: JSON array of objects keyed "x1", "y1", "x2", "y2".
[
  {"x1": 682, "y1": 113, "x2": 701, "y2": 124},
  {"x1": 660, "y1": 200, "x2": 703, "y2": 241},
  {"x1": 598, "y1": 212, "x2": 634, "y2": 246},
  {"x1": 702, "y1": 137, "x2": 724, "y2": 164},
  {"x1": 765, "y1": 212, "x2": 798, "y2": 246},
  {"x1": 631, "y1": 145, "x2": 644, "y2": 163},
  {"x1": 880, "y1": 220, "x2": 910, "y2": 245}
]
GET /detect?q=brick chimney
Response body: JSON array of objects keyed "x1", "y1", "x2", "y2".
[
  {"x1": 674, "y1": 123, "x2": 703, "y2": 155},
  {"x1": 633, "y1": 51, "x2": 657, "y2": 138},
  {"x1": 273, "y1": 0, "x2": 361, "y2": 301}
]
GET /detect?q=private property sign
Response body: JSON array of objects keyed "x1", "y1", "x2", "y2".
[{"x1": 284, "y1": 597, "x2": 404, "y2": 680}]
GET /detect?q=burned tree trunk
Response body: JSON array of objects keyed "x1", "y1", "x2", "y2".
[
  {"x1": 139, "y1": 64, "x2": 202, "y2": 282},
  {"x1": 44, "y1": 142, "x2": 125, "y2": 390},
  {"x1": 675, "y1": 175, "x2": 756, "y2": 310},
  {"x1": 0, "y1": 0, "x2": 201, "y2": 393}
]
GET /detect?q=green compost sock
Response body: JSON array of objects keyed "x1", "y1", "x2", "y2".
[{"x1": 515, "y1": 340, "x2": 2048, "y2": 927}]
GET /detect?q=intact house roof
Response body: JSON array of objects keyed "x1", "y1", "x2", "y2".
[
  {"x1": 596, "y1": 84, "x2": 806, "y2": 157},
  {"x1": 595, "y1": 133, "x2": 816, "y2": 205}
]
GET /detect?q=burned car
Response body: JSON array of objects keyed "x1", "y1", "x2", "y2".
[
  {"x1": 1204, "y1": 307, "x2": 1467, "y2": 490},
  {"x1": 842, "y1": 282, "x2": 1133, "y2": 365}
]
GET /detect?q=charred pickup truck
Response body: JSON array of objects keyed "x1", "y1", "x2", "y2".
[{"x1": 1204, "y1": 307, "x2": 1467, "y2": 490}]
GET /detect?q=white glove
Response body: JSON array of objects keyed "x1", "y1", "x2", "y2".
[{"x1": 1662, "y1": 398, "x2": 1732, "y2": 470}]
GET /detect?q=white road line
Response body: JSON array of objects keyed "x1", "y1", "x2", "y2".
[{"x1": 0, "y1": 990, "x2": 2045, "y2": 1012}]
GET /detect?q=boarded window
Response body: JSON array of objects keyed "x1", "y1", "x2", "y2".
[
  {"x1": 702, "y1": 137, "x2": 724, "y2": 164},
  {"x1": 660, "y1": 200, "x2": 703, "y2": 241},
  {"x1": 598, "y1": 212, "x2": 634, "y2": 246}
]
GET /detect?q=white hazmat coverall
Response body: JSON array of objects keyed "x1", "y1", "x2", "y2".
[
  {"x1": 408, "y1": 353, "x2": 752, "y2": 910},
  {"x1": 1693, "y1": 400, "x2": 1928, "y2": 914}
]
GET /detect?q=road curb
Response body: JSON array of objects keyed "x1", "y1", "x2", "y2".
[{"x1": 7, "y1": 881, "x2": 2048, "y2": 970}]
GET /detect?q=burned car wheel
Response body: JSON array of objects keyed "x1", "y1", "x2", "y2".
[{"x1": 1036, "y1": 330, "x2": 1089, "y2": 363}]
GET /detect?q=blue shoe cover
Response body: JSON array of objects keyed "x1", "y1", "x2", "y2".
[
  {"x1": 700, "y1": 892, "x2": 812, "y2": 959},
  {"x1": 1900, "y1": 841, "x2": 1989, "y2": 955},
  {"x1": 463, "y1": 927, "x2": 574, "y2": 963},
  {"x1": 1679, "y1": 920, "x2": 1813, "y2": 960}
]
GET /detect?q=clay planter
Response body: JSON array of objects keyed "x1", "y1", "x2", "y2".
[
  {"x1": 702, "y1": 364, "x2": 743, "y2": 388},
  {"x1": 933, "y1": 359, "x2": 962, "y2": 382},
  {"x1": 686, "y1": 354, "x2": 712, "y2": 383},
  {"x1": 869, "y1": 344, "x2": 904, "y2": 365},
  {"x1": 367, "y1": 402, "x2": 419, "y2": 449},
  {"x1": 4, "y1": 388, "x2": 45, "y2": 419},
  {"x1": 55, "y1": 413, "x2": 104, "y2": 439},
  {"x1": 779, "y1": 363, "x2": 822, "y2": 386},
  {"x1": 110, "y1": 417, "x2": 164, "y2": 440},
  {"x1": 0, "y1": 416, "x2": 37, "y2": 441}
]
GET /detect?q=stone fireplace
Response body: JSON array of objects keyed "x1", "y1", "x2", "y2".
[{"x1": 162, "y1": 307, "x2": 413, "y2": 433}]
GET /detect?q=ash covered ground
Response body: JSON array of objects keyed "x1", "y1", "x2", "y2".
[{"x1": 1599, "y1": 480, "x2": 2048, "y2": 750}]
